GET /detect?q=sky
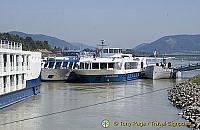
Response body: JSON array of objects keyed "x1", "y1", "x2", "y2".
[{"x1": 0, "y1": 0, "x2": 200, "y2": 48}]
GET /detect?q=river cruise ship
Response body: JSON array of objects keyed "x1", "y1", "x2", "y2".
[
  {"x1": 41, "y1": 50, "x2": 81, "y2": 81},
  {"x1": 74, "y1": 48, "x2": 145, "y2": 83},
  {"x1": 0, "y1": 39, "x2": 41, "y2": 108}
]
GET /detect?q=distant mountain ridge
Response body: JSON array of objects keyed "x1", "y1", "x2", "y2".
[
  {"x1": 9, "y1": 31, "x2": 94, "y2": 50},
  {"x1": 134, "y1": 34, "x2": 200, "y2": 54},
  {"x1": 134, "y1": 43, "x2": 148, "y2": 50}
]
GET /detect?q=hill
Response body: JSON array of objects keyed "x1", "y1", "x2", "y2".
[
  {"x1": 134, "y1": 35, "x2": 200, "y2": 54},
  {"x1": 0, "y1": 33, "x2": 51, "y2": 51},
  {"x1": 9, "y1": 31, "x2": 94, "y2": 50}
]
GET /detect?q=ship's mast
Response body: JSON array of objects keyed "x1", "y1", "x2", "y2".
[{"x1": 98, "y1": 40, "x2": 107, "y2": 57}]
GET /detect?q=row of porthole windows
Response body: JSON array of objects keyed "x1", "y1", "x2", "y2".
[{"x1": 119, "y1": 73, "x2": 139, "y2": 77}]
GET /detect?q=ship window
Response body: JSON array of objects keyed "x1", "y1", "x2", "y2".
[
  {"x1": 115, "y1": 62, "x2": 121, "y2": 70},
  {"x1": 44, "y1": 62, "x2": 48, "y2": 68},
  {"x1": 63, "y1": 52, "x2": 79, "y2": 56},
  {"x1": 55, "y1": 62, "x2": 62, "y2": 69},
  {"x1": 10, "y1": 55, "x2": 14, "y2": 65},
  {"x1": 3, "y1": 76, "x2": 7, "y2": 89},
  {"x1": 100, "y1": 63, "x2": 107, "y2": 69},
  {"x1": 103, "y1": 49, "x2": 108, "y2": 53},
  {"x1": 27, "y1": 56, "x2": 29, "y2": 67},
  {"x1": 62, "y1": 62, "x2": 68, "y2": 68},
  {"x1": 89, "y1": 63, "x2": 92, "y2": 69},
  {"x1": 108, "y1": 63, "x2": 114, "y2": 69},
  {"x1": 48, "y1": 62, "x2": 55, "y2": 69},
  {"x1": 109, "y1": 49, "x2": 114, "y2": 53},
  {"x1": 10, "y1": 75, "x2": 14, "y2": 86},
  {"x1": 146, "y1": 59, "x2": 156, "y2": 65},
  {"x1": 80, "y1": 62, "x2": 84, "y2": 69},
  {"x1": 85, "y1": 62, "x2": 89, "y2": 69},
  {"x1": 119, "y1": 49, "x2": 122, "y2": 53},
  {"x1": 73, "y1": 62, "x2": 77, "y2": 69},
  {"x1": 48, "y1": 75, "x2": 54, "y2": 78},
  {"x1": 16, "y1": 55, "x2": 19, "y2": 66},
  {"x1": 69, "y1": 62, "x2": 73, "y2": 69},
  {"x1": 22, "y1": 55, "x2": 25, "y2": 66},
  {"x1": 75, "y1": 62, "x2": 79, "y2": 68},
  {"x1": 92, "y1": 63, "x2": 99, "y2": 69},
  {"x1": 22, "y1": 74, "x2": 24, "y2": 84},
  {"x1": 3, "y1": 54, "x2": 7, "y2": 64},
  {"x1": 3, "y1": 54, "x2": 7, "y2": 71},
  {"x1": 114, "y1": 49, "x2": 118, "y2": 53},
  {"x1": 10, "y1": 55, "x2": 14, "y2": 71},
  {"x1": 141, "y1": 62, "x2": 144, "y2": 68},
  {"x1": 125, "y1": 62, "x2": 138, "y2": 70},
  {"x1": 16, "y1": 74, "x2": 19, "y2": 85},
  {"x1": 125, "y1": 63, "x2": 129, "y2": 69}
]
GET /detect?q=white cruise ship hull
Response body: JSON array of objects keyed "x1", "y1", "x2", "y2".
[
  {"x1": 0, "y1": 79, "x2": 40, "y2": 109},
  {"x1": 145, "y1": 66, "x2": 172, "y2": 79},
  {"x1": 74, "y1": 70, "x2": 140, "y2": 83},
  {"x1": 0, "y1": 40, "x2": 41, "y2": 108},
  {"x1": 41, "y1": 68, "x2": 71, "y2": 81}
]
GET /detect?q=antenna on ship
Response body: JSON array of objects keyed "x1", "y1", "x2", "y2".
[
  {"x1": 98, "y1": 40, "x2": 107, "y2": 57},
  {"x1": 100, "y1": 40, "x2": 106, "y2": 49}
]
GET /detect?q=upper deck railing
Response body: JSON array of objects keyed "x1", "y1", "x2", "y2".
[{"x1": 0, "y1": 40, "x2": 22, "y2": 50}]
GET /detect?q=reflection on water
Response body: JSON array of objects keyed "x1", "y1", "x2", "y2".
[{"x1": 0, "y1": 62, "x2": 200, "y2": 130}]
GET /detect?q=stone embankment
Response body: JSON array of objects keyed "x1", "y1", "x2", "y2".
[{"x1": 168, "y1": 80, "x2": 200, "y2": 129}]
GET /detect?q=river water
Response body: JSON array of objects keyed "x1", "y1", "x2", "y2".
[{"x1": 0, "y1": 59, "x2": 199, "y2": 130}]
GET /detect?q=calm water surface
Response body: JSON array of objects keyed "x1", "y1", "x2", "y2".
[{"x1": 0, "y1": 60, "x2": 200, "y2": 130}]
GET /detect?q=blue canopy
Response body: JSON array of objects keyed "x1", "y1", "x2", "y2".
[{"x1": 48, "y1": 58, "x2": 79, "y2": 62}]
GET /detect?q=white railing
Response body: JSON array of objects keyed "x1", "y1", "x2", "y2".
[
  {"x1": 22, "y1": 63, "x2": 27, "y2": 70},
  {"x1": 10, "y1": 65, "x2": 14, "y2": 71},
  {"x1": 22, "y1": 81, "x2": 25, "y2": 88},
  {"x1": 2, "y1": 63, "x2": 28, "y2": 72},
  {"x1": 4, "y1": 66, "x2": 8, "y2": 72},
  {"x1": 27, "y1": 65, "x2": 30, "y2": 70},
  {"x1": 3, "y1": 87, "x2": 6, "y2": 93},
  {"x1": 3, "y1": 83, "x2": 9, "y2": 93},
  {"x1": 16, "y1": 66, "x2": 20, "y2": 71},
  {"x1": 0, "y1": 40, "x2": 22, "y2": 50},
  {"x1": 10, "y1": 84, "x2": 15, "y2": 92},
  {"x1": 16, "y1": 84, "x2": 19, "y2": 90},
  {"x1": 3, "y1": 62, "x2": 8, "y2": 72}
]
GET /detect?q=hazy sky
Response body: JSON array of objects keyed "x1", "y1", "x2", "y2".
[{"x1": 0, "y1": 0, "x2": 199, "y2": 48}]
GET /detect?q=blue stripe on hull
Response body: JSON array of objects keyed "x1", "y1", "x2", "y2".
[
  {"x1": 79, "y1": 72, "x2": 140, "y2": 83},
  {"x1": 0, "y1": 76, "x2": 41, "y2": 109},
  {"x1": 26, "y1": 75, "x2": 41, "y2": 88}
]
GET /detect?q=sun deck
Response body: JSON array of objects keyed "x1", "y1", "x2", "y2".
[{"x1": 0, "y1": 39, "x2": 22, "y2": 50}]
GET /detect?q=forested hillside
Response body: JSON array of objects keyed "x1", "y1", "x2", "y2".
[{"x1": 0, "y1": 33, "x2": 51, "y2": 51}]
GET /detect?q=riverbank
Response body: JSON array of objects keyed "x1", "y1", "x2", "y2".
[
  {"x1": 168, "y1": 74, "x2": 200, "y2": 129},
  {"x1": 191, "y1": 75, "x2": 200, "y2": 85}
]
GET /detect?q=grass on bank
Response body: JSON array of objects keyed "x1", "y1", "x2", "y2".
[{"x1": 191, "y1": 74, "x2": 200, "y2": 85}]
